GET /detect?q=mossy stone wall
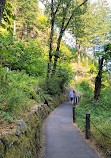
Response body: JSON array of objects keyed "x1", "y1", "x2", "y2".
[{"x1": 0, "y1": 105, "x2": 51, "y2": 158}]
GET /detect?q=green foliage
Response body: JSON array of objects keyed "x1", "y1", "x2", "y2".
[
  {"x1": 14, "y1": 0, "x2": 39, "y2": 38},
  {"x1": 1, "y1": 111, "x2": 13, "y2": 123},
  {"x1": 39, "y1": 63, "x2": 73, "y2": 96},
  {"x1": 59, "y1": 45, "x2": 72, "y2": 59},
  {"x1": 0, "y1": 33, "x2": 47, "y2": 76},
  {"x1": 76, "y1": 79, "x2": 111, "y2": 152},
  {"x1": 99, "y1": 88, "x2": 111, "y2": 110},
  {"x1": 76, "y1": 80, "x2": 92, "y2": 93},
  {"x1": 37, "y1": 14, "x2": 49, "y2": 28},
  {"x1": 0, "y1": 68, "x2": 44, "y2": 123},
  {"x1": 0, "y1": 60, "x2": 69, "y2": 123},
  {"x1": 1, "y1": 2, "x2": 16, "y2": 32},
  {"x1": 88, "y1": 64, "x2": 97, "y2": 74}
]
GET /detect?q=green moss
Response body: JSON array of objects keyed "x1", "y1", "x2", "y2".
[{"x1": 0, "y1": 105, "x2": 51, "y2": 158}]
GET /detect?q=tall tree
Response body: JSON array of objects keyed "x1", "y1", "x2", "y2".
[
  {"x1": 90, "y1": 0, "x2": 111, "y2": 65},
  {"x1": 80, "y1": 2, "x2": 96, "y2": 69},
  {"x1": 8, "y1": 0, "x2": 39, "y2": 39},
  {"x1": 94, "y1": 43, "x2": 111, "y2": 101},
  {"x1": 51, "y1": 0, "x2": 88, "y2": 76},
  {"x1": 0, "y1": 0, "x2": 6, "y2": 24},
  {"x1": 94, "y1": 57, "x2": 104, "y2": 101},
  {"x1": 42, "y1": 0, "x2": 88, "y2": 77},
  {"x1": 46, "y1": 0, "x2": 62, "y2": 77},
  {"x1": 70, "y1": 0, "x2": 87, "y2": 67}
]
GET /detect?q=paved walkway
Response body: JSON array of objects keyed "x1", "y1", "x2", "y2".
[{"x1": 43, "y1": 102, "x2": 100, "y2": 158}]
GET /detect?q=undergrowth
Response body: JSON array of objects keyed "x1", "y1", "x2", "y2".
[
  {"x1": 0, "y1": 63, "x2": 71, "y2": 124},
  {"x1": 0, "y1": 68, "x2": 42, "y2": 123},
  {"x1": 76, "y1": 80, "x2": 111, "y2": 154}
]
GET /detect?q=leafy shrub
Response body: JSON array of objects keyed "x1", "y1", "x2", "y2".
[
  {"x1": 41, "y1": 64, "x2": 73, "y2": 96},
  {"x1": 0, "y1": 33, "x2": 47, "y2": 77},
  {"x1": 88, "y1": 64, "x2": 97, "y2": 74},
  {"x1": 0, "y1": 68, "x2": 44, "y2": 123},
  {"x1": 77, "y1": 80, "x2": 92, "y2": 93}
]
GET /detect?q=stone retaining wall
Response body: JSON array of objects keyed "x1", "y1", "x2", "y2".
[{"x1": 0, "y1": 105, "x2": 51, "y2": 158}]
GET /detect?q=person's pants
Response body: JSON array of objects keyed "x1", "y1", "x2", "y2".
[{"x1": 70, "y1": 97, "x2": 74, "y2": 103}]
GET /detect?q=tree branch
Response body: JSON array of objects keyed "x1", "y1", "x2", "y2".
[
  {"x1": 54, "y1": 0, "x2": 62, "y2": 16},
  {"x1": 63, "y1": 0, "x2": 88, "y2": 32},
  {"x1": 51, "y1": 0, "x2": 54, "y2": 17},
  {"x1": 56, "y1": 3, "x2": 69, "y2": 51}
]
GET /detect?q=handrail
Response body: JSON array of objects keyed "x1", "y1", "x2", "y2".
[
  {"x1": 73, "y1": 96, "x2": 111, "y2": 156},
  {"x1": 90, "y1": 131, "x2": 107, "y2": 151},
  {"x1": 74, "y1": 96, "x2": 111, "y2": 140},
  {"x1": 90, "y1": 120, "x2": 111, "y2": 139}
]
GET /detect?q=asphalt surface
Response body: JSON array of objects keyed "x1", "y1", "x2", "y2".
[{"x1": 44, "y1": 102, "x2": 100, "y2": 158}]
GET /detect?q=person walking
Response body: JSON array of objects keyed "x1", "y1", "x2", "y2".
[{"x1": 69, "y1": 90, "x2": 74, "y2": 104}]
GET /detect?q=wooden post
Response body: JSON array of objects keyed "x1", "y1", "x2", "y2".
[
  {"x1": 73, "y1": 106, "x2": 76, "y2": 123},
  {"x1": 73, "y1": 97, "x2": 75, "y2": 106},
  {"x1": 77, "y1": 96, "x2": 79, "y2": 103},
  {"x1": 85, "y1": 114, "x2": 90, "y2": 139},
  {"x1": 78, "y1": 96, "x2": 80, "y2": 102},
  {"x1": 76, "y1": 97, "x2": 78, "y2": 104}
]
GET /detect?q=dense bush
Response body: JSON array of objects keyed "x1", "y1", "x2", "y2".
[
  {"x1": 0, "y1": 31, "x2": 73, "y2": 124},
  {"x1": 0, "y1": 33, "x2": 47, "y2": 76},
  {"x1": 39, "y1": 63, "x2": 73, "y2": 96},
  {"x1": 76, "y1": 80, "x2": 93, "y2": 94},
  {"x1": 0, "y1": 61, "x2": 71, "y2": 123}
]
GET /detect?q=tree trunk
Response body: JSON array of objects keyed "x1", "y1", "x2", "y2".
[
  {"x1": 82, "y1": 47, "x2": 85, "y2": 63},
  {"x1": 13, "y1": 20, "x2": 16, "y2": 36},
  {"x1": 83, "y1": 53, "x2": 84, "y2": 63},
  {"x1": 106, "y1": 60, "x2": 108, "y2": 71},
  {"x1": 26, "y1": 23, "x2": 28, "y2": 37},
  {"x1": 0, "y1": 0, "x2": 6, "y2": 24},
  {"x1": 50, "y1": 0, "x2": 88, "y2": 77},
  {"x1": 47, "y1": 14, "x2": 54, "y2": 78},
  {"x1": 86, "y1": 46, "x2": 88, "y2": 69},
  {"x1": 51, "y1": 5, "x2": 69, "y2": 77},
  {"x1": 76, "y1": 39, "x2": 78, "y2": 56},
  {"x1": 51, "y1": 30, "x2": 63, "y2": 77},
  {"x1": 78, "y1": 41, "x2": 81, "y2": 67},
  {"x1": 47, "y1": 0, "x2": 62, "y2": 78},
  {"x1": 94, "y1": 57, "x2": 104, "y2": 101},
  {"x1": 93, "y1": 48, "x2": 95, "y2": 65},
  {"x1": 93, "y1": 41, "x2": 95, "y2": 65}
]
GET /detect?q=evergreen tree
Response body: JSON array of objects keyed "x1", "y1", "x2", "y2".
[
  {"x1": 8, "y1": 0, "x2": 39, "y2": 39},
  {"x1": 89, "y1": 0, "x2": 111, "y2": 65},
  {"x1": 70, "y1": 0, "x2": 87, "y2": 67},
  {"x1": 80, "y1": 2, "x2": 97, "y2": 69}
]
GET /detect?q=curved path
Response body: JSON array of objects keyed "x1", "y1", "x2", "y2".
[{"x1": 43, "y1": 102, "x2": 100, "y2": 158}]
